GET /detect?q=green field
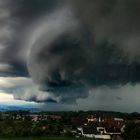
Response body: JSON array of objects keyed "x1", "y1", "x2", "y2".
[{"x1": 0, "y1": 137, "x2": 100, "y2": 140}]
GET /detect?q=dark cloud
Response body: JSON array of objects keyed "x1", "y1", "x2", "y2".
[
  {"x1": 26, "y1": 0, "x2": 140, "y2": 103},
  {"x1": 1, "y1": 0, "x2": 140, "y2": 104},
  {"x1": 116, "y1": 97, "x2": 123, "y2": 101},
  {"x1": 0, "y1": 0, "x2": 61, "y2": 77},
  {"x1": 18, "y1": 0, "x2": 61, "y2": 20}
]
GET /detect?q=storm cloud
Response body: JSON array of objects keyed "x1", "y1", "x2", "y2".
[
  {"x1": 27, "y1": 0, "x2": 140, "y2": 102},
  {"x1": 1, "y1": 0, "x2": 140, "y2": 104}
]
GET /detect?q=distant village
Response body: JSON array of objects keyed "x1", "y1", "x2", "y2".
[{"x1": 0, "y1": 110, "x2": 140, "y2": 139}]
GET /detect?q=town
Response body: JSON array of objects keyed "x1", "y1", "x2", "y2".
[{"x1": 0, "y1": 110, "x2": 140, "y2": 140}]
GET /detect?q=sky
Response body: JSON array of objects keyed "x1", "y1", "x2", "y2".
[{"x1": 0, "y1": 0, "x2": 140, "y2": 112}]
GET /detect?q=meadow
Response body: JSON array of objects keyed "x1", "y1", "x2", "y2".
[{"x1": 0, "y1": 137, "x2": 101, "y2": 140}]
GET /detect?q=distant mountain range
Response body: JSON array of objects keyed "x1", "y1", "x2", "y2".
[{"x1": 0, "y1": 105, "x2": 40, "y2": 111}]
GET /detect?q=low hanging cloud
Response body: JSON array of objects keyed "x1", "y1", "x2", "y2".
[
  {"x1": 1, "y1": 0, "x2": 140, "y2": 104},
  {"x1": 0, "y1": 77, "x2": 58, "y2": 103}
]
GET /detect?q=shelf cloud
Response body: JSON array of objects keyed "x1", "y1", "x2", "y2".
[{"x1": 1, "y1": 0, "x2": 140, "y2": 105}]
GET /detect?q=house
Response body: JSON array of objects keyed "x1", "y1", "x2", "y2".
[
  {"x1": 82, "y1": 126, "x2": 97, "y2": 138},
  {"x1": 29, "y1": 114, "x2": 40, "y2": 121},
  {"x1": 97, "y1": 127, "x2": 106, "y2": 134},
  {"x1": 87, "y1": 115, "x2": 97, "y2": 123},
  {"x1": 77, "y1": 126, "x2": 111, "y2": 139},
  {"x1": 49, "y1": 115, "x2": 61, "y2": 120}
]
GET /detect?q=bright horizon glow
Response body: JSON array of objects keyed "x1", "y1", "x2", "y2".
[
  {"x1": 0, "y1": 92, "x2": 14, "y2": 100},
  {"x1": 0, "y1": 92, "x2": 39, "y2": 107}
]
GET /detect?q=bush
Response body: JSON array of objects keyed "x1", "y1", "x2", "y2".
[{"x1": 124, "y1": 122, "x2": 140, "y2": 140}]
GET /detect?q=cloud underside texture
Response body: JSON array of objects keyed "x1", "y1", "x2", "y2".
[{"x1": 1, "y1": 0, "x2": 140, "y2": 105}]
